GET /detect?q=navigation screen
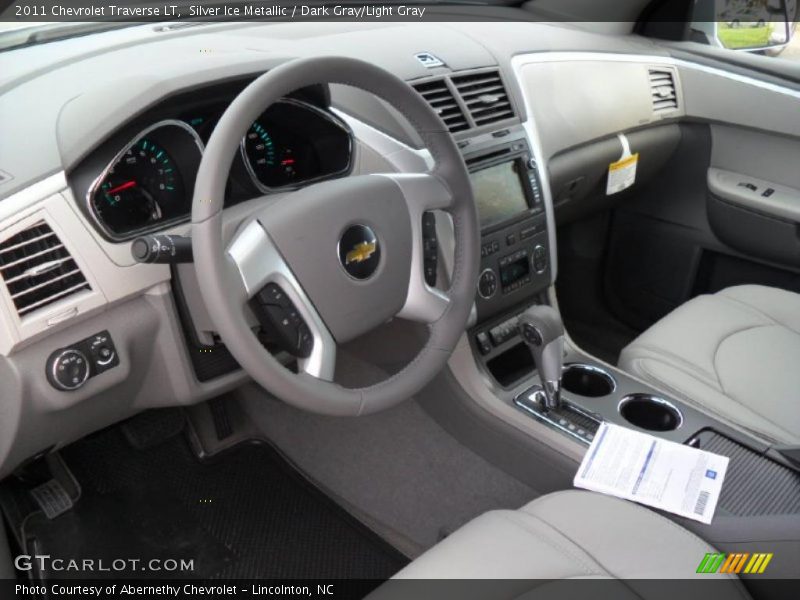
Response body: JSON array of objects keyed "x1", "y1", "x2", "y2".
[{"x1": 470, "y1": 161, "x2": 529, "y2": 229}]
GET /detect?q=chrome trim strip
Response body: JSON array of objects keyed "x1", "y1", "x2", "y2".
[
  {"x1": 514, "y1": 387, "x2": 601, "y2": 446},
  {"x1": 85, "y1": 119, "x2": 205, "y2": 242},
  {"x1": 509, "y1": 57, "x2": 560, "y2": 284},
  {"x1": 240, "y1": 98, "x2": 355, "y2": 194}
]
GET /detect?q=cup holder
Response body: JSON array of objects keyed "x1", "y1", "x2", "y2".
[
  {"x1": 561, "y1": 364, "x2": 616, "y2": 397},
  {"x1": 618, "y1": 394, "x2": 683, "y2": 432}
]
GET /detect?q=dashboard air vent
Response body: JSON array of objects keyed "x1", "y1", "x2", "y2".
[
  {"x1": 0, "y1": 221, "x2": 91, "y2": 317},
  {"x1": 412, "y1": 79, "x2": 469, "y2": 133},
  {"x1": 649, "y1": 68, "x2": 678, "y2": 113},
  {"x1": 452, "y1": 70, "x2": 514, "y2": 127}
]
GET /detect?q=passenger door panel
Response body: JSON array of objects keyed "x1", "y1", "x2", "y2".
[
  {"x1": 603, "y1": 118, "x2": 800, "y2": 331},
  {"x1": 706, "y1": 125, "x2": 800, "y2": 268}
]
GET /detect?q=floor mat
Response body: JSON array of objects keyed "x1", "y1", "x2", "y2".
[{"x1": 7, "y1": 420, "x2": 408, "y2": 582}]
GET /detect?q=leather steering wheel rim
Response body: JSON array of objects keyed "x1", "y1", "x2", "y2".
[{"x1": 191, "y1": 56, "x2": 479, "y2": 416}]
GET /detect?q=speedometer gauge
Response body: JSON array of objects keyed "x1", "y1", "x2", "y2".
[
  {"x1": 94, "y1": 138, "x2": 180, "y2": 234},
  {"x1": 87, "y1": 120, "x2": 203, "y2": 240}
]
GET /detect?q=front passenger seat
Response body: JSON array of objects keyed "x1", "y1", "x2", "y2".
[
  {"x1": 370, "y1": 491, "x2": 748, "y2": 599},
  {"x1": 619, "y1": 285, "x2": 800, "y2": 445}
]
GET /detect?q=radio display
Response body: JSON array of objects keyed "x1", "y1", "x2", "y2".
[
  {"x1": 500, "y1": 255, "x2": 531, "y2": 289},
  {"x1": 470, "y1": 160, "x2": 529, "y2": 229}
]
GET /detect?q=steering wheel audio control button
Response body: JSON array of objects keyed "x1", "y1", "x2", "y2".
[
  {"x1": 257, "y1": 283, "x2": 292, "y2": 309},
  {"x1": 422, "y1": 212, "x2": 438, "y2": 287},
  {"x1": 253, "y1": 283, "x2": 313, "y2": 359}
]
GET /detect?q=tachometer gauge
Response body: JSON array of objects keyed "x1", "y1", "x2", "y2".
[
  {"x1": 240, "y1": 99, "x2": 352, "y2": 191},
  {"x1": 242, "y1": 121, "x2": 297, "y2": 188},
  {"x1": 94, "y1": 138, "x2": 180, "y2": 234},
  {"x1": 245, "y1": 121, "x2": 278, "y2": 169}
]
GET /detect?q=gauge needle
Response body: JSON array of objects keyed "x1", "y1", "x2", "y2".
[{"x1": 106, "y1": 180, "x2": 137, "y2": 195}]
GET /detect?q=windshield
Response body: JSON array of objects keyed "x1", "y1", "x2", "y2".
[
  {"x1": 0, "y1": 0, "x2": 527, "y2": 52},
  {"x1": 0, "y1": 22, "x2": 143, "y2": 52}
]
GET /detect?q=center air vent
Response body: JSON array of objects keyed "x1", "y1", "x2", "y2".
[
  {"x1": 411, "y1": 79, "x2": 469, "y2": 133},
  {"x1": 0, "y1": 221, "x2": 91, "y2": 317},
  {"x1": 649, "y1": 68, "x2": 678, "y2": 113},
  {"x1": 452, "y1": 70, "x2": 514, "y2": 127}
]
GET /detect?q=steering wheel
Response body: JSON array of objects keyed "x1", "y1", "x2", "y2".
[{"x1": 191, "y1": 57, "x2": 479, "y2": 416}]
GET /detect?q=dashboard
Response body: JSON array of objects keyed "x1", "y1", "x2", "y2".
[
  {"x1": 2, "y1": 19, "x2": 794, "y2": 482},
  {"x1": 72, "y1": 90, "x2": 353, "y2": 241}
]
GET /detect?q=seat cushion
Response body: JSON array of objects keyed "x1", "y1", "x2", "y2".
[
  {"x1": 370, "y1": 491, "x2": 748, "y2": 599},
  {"x1": 619, "y1": 285, "x2": 800, "y2": 445}
]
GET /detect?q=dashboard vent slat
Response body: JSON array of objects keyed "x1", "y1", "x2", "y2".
[
  {"x1": 649, "y1": 68, "x2": 678, "y2": 113},
  {"x1": 0, "y1": 221, "x2": 91, "y2": 317},
  {"x1": 451, "y1": 69, "x2": 514, "y2": 127},
  {"x1": 412, "y1": 79, "x2": 469, "y2": 133}
]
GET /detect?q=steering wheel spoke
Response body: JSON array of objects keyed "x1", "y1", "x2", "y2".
[
  {"x1": 226, "y1": 219, "x2": 336, "y2": 380},
  {"x1": 379, "y1": 173, "x2": 454, "y2": 324},
  {"x1": 383, "y1": 172, "x2": 456, "y2": 213}
]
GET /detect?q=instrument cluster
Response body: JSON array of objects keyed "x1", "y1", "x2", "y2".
[{"x1": 77, "y1": 99, "x2": 352, "y2": 241}]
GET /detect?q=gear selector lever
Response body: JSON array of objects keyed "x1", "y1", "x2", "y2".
[{"x1": 518, "y1": 305, "x2": 564, "y2": 411}]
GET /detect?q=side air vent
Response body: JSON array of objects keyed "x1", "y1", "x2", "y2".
[
  {"x1": 649, "y1": 68, "x2": 678, "y2": 113},
  {"x1": 452, "y1": 70, "x2": 514, "y2": 127},
  {"x1": 0, "y1": 221, "x2": 91, "y2": 317},
  {"x1": 412, "y1": 79, "x2": 469, "y2": 133}
]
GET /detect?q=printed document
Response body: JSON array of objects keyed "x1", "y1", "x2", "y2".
[{"x1": 574, "y1": 422, "x2": 729, "y2": 523}]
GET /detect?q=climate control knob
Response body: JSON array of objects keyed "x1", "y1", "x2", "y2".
[
  {"x1": 478, "y1": 268, "x2": 498, "y2": 299},
  {"x1": 47, "y1": 349, "x2": 90, "y2": 391}
]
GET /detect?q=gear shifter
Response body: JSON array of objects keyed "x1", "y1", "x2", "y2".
[{"x1": 518, "y1": 305, "x2": 564, "y2": 411}]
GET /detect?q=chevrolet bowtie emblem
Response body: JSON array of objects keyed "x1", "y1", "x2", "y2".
[
  {"x1": 345, "y1": 241, "x2": 377, "y2": 265},
  {"x1": 339, "y1": 224, "x2": 380, "y2": 280}
]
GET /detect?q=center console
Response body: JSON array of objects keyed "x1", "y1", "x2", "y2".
[
  {"x1": 451, "y1": 125, "x2": 799, "y2": 582},
  {"x1": 460, "y1": 128, "x2": 551, "y2": 385},
  {"x1": 463, "y1": 129, "x2": 550, "y2": 321}
]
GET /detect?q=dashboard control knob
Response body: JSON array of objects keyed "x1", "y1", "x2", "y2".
[
  {"x1": 478, "y1": 268, "x2": 498, "y2": 299},
  {"x1": 47, "y1": 349, "x2": 91, "y2": 391}
]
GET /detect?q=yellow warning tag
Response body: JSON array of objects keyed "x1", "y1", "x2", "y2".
[{"x1": 607, "y1": 152, "x2": 639, "y2": 195}]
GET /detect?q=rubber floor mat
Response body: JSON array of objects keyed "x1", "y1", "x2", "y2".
[{"x1": 15, "y1": 421, "x2": 408, "y2": 581}]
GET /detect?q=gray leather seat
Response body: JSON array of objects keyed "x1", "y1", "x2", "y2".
[
  {"x1": 619, "y1": 285, "x2": 800, "y2": 445},
  {"x1": 372, "y1": 491, "x2": 747, "y2": 598}
]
